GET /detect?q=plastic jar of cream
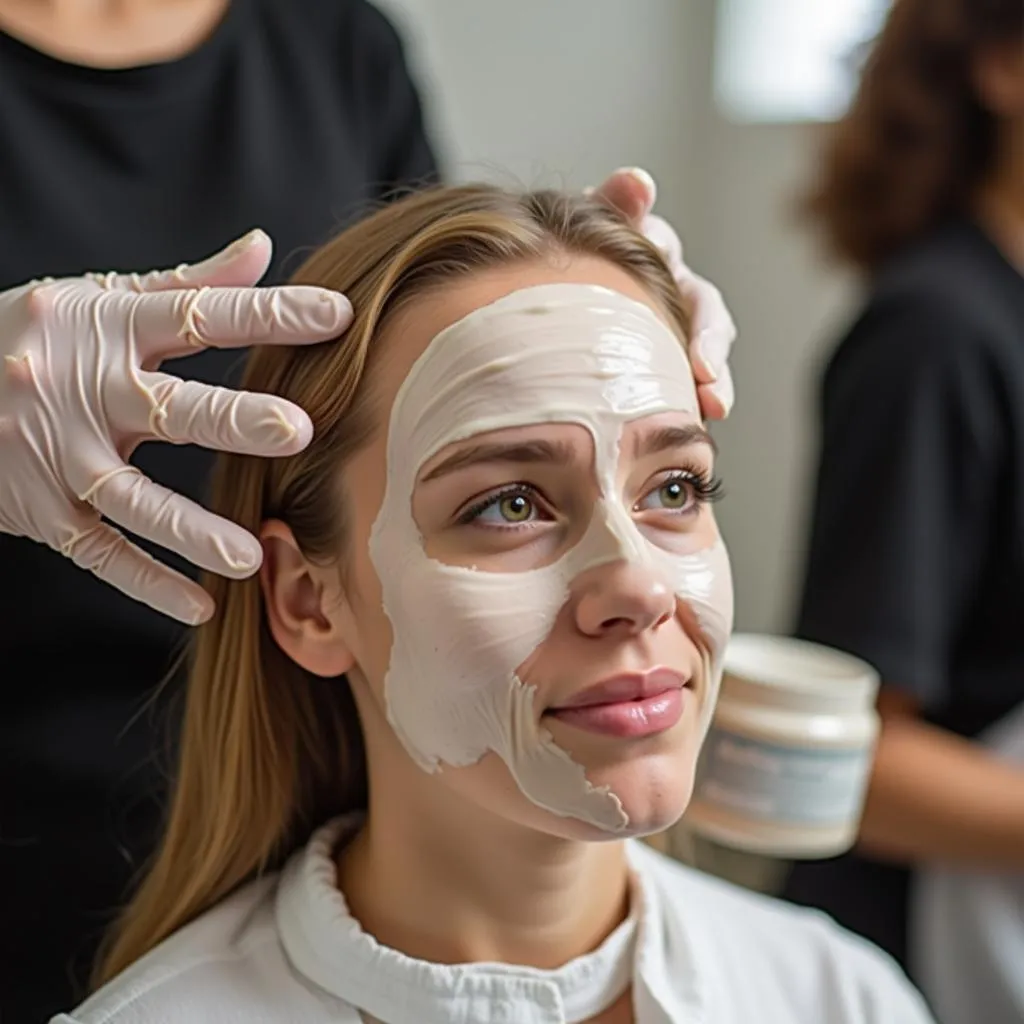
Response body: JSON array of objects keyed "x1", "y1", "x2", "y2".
[{"x1": 686, "y1": 634, "x2": 881, "y2": 859}]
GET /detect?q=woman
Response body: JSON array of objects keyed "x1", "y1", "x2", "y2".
[
  {"x1": 53, "y1": 185, "x2": 932, "y2": 1023},
  {"x1": 0, "y1": 1, "x2": 735, "y2": 1017},
  {"x1": 784, "y1": 0, "x2": 1024, "y2": 1012}
]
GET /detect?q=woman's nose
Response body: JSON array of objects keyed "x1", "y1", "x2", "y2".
[{"x1": 572, "y1": 561, "x2": 675, "y2": 638}]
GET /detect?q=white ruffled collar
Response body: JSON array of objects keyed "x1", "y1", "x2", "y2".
[{"x1": 275, "y1": 816, "x2": 677, "y2": 1024}]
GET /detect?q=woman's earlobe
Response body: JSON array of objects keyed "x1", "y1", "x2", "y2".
[{"x1": 258, "y1": 519, "x2": 356, "y2": 678}]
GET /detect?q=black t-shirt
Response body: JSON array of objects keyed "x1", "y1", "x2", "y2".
[
  {"x1": 783, "y1": 219, "x2": 1024, "y2": 971},
  {"x1": 0, "y1": 2, "x2": 437, "y2": 1018}
]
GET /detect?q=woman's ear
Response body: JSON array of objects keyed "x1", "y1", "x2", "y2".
[{"x1": 259, "y1": 519, "x2": 356, "y2": 678}]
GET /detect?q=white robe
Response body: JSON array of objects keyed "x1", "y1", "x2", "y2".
[{"x1": 54, "y1": 816, "x2": 934, "y2": 1024}]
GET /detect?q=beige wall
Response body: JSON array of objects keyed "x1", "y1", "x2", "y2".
[
  {"x1": 378, "y1": 0, "x2": 860, "y2": 633},
  {"x1": 689, "y1": 117, "x2": 857, "y2": 632},
  {"x1": 375, "y1": 0, "x2": 701, "y2": 262}
]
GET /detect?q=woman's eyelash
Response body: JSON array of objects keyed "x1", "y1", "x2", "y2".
[
  {"x1": 457, "y1": 484, "x2": 537, "y2": 524},
  {"x1": 664, "y1": 468, "x2": 725, "y2": 504}
]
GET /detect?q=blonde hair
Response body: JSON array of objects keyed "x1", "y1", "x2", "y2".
[{"x1": 97, "y1": 184, "x2": 692, "y2": 984}]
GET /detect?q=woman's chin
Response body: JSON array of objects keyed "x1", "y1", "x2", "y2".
[
  {"x1": 536, "y1": 757, "x2": 697, "y2": 843},
  {"x1": 609, "y1": 795, "x2": 692, "y2": 842}
]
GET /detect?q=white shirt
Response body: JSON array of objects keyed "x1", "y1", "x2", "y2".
[
  {"x1": 53, "y1": 816, "x2": 935, "y2": 1024},
  {"x1": 911, "y1": 702, "x2": 1024, "y2": 1024}
]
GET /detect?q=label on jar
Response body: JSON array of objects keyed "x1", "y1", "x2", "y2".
[{"x1": 692, "y1": 727, "x2": 872, "y2": 825}]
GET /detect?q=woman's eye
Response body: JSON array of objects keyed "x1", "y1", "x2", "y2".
[
  {"x1": 638, "y1": 477, "x2": 695, "y2": 513},
  {"x1": 636, "y1": 471, "x2": 725, "y2": 516},
  {"x1": 462, "y1": 488, "x2": 542, "y2": 527},
  {"x1": 647, "y1": 478, "x2": 692, "y2": 511}
]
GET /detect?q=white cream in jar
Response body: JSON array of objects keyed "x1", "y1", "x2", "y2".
[{"x1": 685, "y1": 633, "x2": 880, "y2": 858}]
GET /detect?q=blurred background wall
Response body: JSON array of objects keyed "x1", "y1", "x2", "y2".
[{"x1": 374, "y1": 0, "x2": 875, "y2": 637}]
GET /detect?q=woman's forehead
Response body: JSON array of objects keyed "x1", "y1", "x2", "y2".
[
  {"x1": 370, "y1": 259, "x2": 683, "y2": 420},
  {"x1": 373, "y1": 281, "x2": 698, "y2": 486}
]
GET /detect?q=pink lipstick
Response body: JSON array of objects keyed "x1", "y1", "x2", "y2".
[{"x1": 547, "y1": 669, "x2": 687, "y2": 738}]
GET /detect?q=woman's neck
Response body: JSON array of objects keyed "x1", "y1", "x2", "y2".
[{"x1": 336, "y1": 788, "x2": 632, "y2": 969}]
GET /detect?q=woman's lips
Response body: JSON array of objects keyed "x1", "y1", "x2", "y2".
[{"x1": 546, "y1": 669, "x2": 688, "y2": 738}]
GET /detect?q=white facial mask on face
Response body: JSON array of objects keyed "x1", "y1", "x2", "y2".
[{"x1": 368, "y1": 284, "x2": 733, "y2": 833}]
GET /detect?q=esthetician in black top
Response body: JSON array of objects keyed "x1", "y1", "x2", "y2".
[
  {"x1": 784, "y1": 0, "x2": 1024, "y2": 982},
  {"x1": 0, "y1": 2, "x2": 437, "y2": 1019}
]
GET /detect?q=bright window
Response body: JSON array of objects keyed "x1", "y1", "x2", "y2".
[{"x1": 714, "y1": 0, "x2": 891, "y2": 123}]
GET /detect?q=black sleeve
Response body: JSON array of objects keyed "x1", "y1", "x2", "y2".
[
  {"x1": 795, "y1": 290, "x2": 1004, "y2": 708},
  {"x1": 352, "y1": 2, "x2": 442, "y2": 195}
]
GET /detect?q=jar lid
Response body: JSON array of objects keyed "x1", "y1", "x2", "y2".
[{"x1": 720, "y1": 634, "x2": 879, "y2": 713}]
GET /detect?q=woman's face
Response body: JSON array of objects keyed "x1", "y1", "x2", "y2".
[{"x1": 297, "y1": 257, "x2": 732, "y2": 841}]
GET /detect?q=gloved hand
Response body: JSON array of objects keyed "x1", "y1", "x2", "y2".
[
  {"x1": 592, "y1": 167, "x2": 736, "y2": 419},
  {"x1": 0, "y1": 230, "x2": 353, "y2": 625}
]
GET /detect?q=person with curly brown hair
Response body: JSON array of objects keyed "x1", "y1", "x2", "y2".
[{"x1": 784, "y1": 1, "x2": 1024, "y2": 1019}]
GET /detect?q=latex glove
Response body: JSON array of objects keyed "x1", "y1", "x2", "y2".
[
  {"x1": 0, "y1": 230, "x2": 353, "y2": 625},
  {"x1": 591, "y1": 167, "x2": 736, "y2": 419}
]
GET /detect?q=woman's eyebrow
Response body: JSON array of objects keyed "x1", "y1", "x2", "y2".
[
  {"x1": 631, "y1": 424, "x2": 716, "y2": 459},
  {"x1": 420, "y1": 439, "x2": 576, "y2": 482},
  {"x1": 420, "y1": 425, "x2": 713, "y2": 483}
]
